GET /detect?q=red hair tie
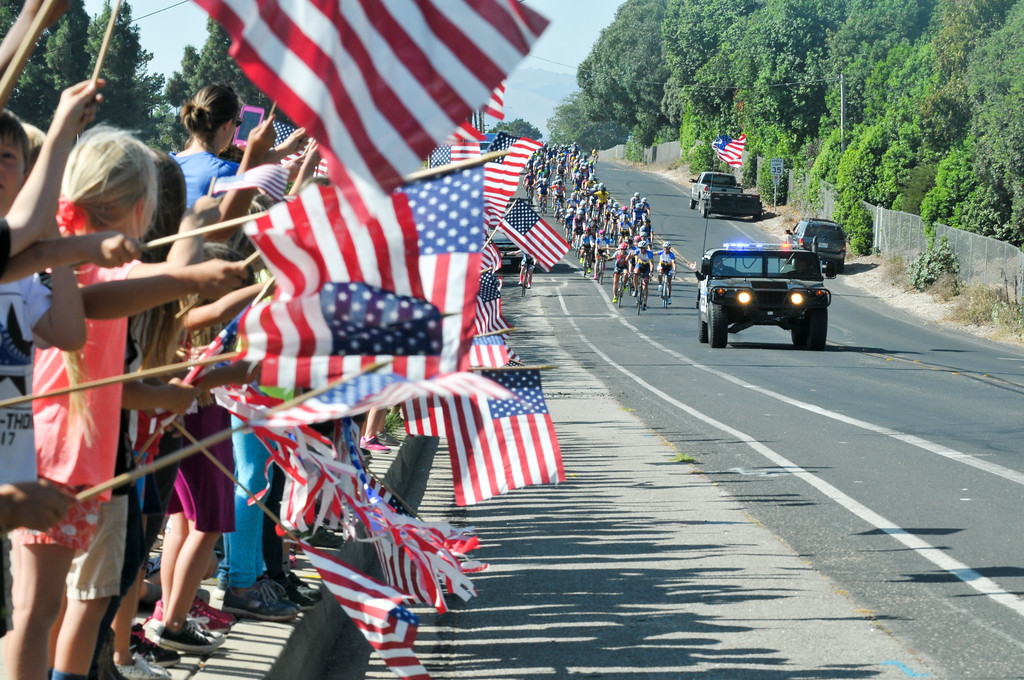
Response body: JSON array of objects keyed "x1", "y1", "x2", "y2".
[{"x1": 57, "y1": 196, "x2": 88, "y2": 236}]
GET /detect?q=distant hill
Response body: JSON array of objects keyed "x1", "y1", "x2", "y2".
[{"x1": 495, "y1": 67, "x2": 579, "y2": 140}]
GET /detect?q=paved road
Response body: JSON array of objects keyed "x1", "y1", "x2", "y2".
[{"x1": 539, "y1": 161, "x2": 1024, "y2": 678}]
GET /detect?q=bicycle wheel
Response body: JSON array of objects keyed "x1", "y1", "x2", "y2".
[
  {"x1": 636, "y1": 297, "x2": 643, "y2": 315},
  {"x1": 597, "y1": 262, "x2": 605, "y2": 285},
  {"x1": 521, "y1": 279, "x2": 527, "y2": 297},
  {"x1": 616, "y1": 283, "x2": 623, "y2": 308}
]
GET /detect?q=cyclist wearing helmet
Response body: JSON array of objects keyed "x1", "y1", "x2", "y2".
[
  {"x1": 592, "y1": 229, "x2": 613, "y2": 280},
  {"x1": 611, "y1": 242, "x2": 632, "y2": 304},
  {"x1": 632, "y1": 239, "x2": 655, "y2": 310},
  {"x1": 592, "y1": 182, "x2": 610, "y2": 217},
  {"x1": 630, "y1": 192, "x2": 641, "y2": 210},
  {"x1": 656, "y1": 241, "x2": 677, "y2": 304}
]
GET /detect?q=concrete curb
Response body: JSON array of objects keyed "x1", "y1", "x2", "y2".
[{"x1": 186, "y1": 434, "x2": 439, "y2": 680}]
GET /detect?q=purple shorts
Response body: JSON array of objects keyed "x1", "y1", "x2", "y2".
[{"x1": 166, "y1": 404, "x2": 236, "y2": 534}]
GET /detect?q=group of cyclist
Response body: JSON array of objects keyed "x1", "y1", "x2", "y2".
[{"x1": 520, "y1": 143, "x2": 681, "y2": 310}]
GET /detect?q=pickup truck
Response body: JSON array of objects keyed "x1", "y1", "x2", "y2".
[{"x1": 689, "y1": 171, "x2": 763, "y2": 220}]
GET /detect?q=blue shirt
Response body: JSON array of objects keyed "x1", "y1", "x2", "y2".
[{"x1": 173, "y1": 151, "x2": 240, "y2": 209}]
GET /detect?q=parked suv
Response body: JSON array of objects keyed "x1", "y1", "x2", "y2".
[{"x1": 785, "y1": 219, "x2": 847, "y2": 273}]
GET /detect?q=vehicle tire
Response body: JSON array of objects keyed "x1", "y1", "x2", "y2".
[
  {"x1": 790, "y1": 319, "x2": 809, "y2": 347},
  {"x1": 806, "y1": 308, "x2": 828, "y2": 351},
  {"x1": 836, "y1": 259, "x2": 845, "y2": 274},
  {"x1": 697, "y1": 312, "x2": 709, "y2": 343},
  {"x1": 689, "y1": 198, "x2": 696, "y2": 210},
  {"x1": 699, "y1": 200, "x2": 707, "y2": 218},
  {"x1": 709, "y1": 304, "x2": 728, "y2": 348}
]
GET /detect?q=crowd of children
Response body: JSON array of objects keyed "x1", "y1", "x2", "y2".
[{"x1": 0, "y1": 6, "x2": 380, "y2": 679}]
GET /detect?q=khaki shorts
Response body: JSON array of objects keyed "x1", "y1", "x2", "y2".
[{"x1": 66, "y1": 495, "x2": 127, "y2": 601}]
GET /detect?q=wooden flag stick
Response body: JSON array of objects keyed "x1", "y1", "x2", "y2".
[
  {"x1": 143, "y1": 212, "x2": 266, "y2": 250},
  {"x1": 473, "y1": 328, "x2": 515, "y2": 339},
  {"x1": 91, "y1": 0, "x2": 123, "y2": 82},
  {"x1": 0, "y1": 352, "x2": 239, "y2": 412},
  {"x1": 268, "y1": 101, "x2": 277, "y2": 118},
  {"x1": 406, "y1": 149, "x2": 508, "y2": 182},
  {"x1": 172, "y1": 421, "x2": 304, "y2": 544},
  {"x1": 469, "y1": 364, "x2": 555, "y2": 372},
  {"x1": 76, "y1": 361, "x2": 392, "y2": 501},
  {"x1": 0, "y1": 0, "x2": 59, "y2": 105}
]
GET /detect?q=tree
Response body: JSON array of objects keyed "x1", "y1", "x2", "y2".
[
  {"x1": 86, "y1": 0, "x2": 167, "y2": 146},
  {"x1": 578, "y1": 0, "x2": 672, "y2": 146},
  {"x1": 546, "y1": 92, "x2": 628, "y2": 150},
  {"x1": 489, "y1": 118, "x2": 542, "y2": 141}
]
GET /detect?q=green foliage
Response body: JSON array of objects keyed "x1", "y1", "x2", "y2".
[
  {"x1": 908, "y1": 235, "x2": 960, "y2": 291},
  {"x1": 489, "y1": 118, "x2": 542, "y2": 141},
  {"x1": 546, "y1": 92, "x2": 629, "y2": 150},
  {"x1": 833, "y1": 191, "x2": 873, "y2": 254},
  {"x1": 688, "y1": 140, "x2": 716, "y2": 174},
  {"x1": 921, "y1": 140, "x2": 975, "y2": 233},
  {"x1": 624, "y1": 132, "x2": 646, "y2": 163},
  {"x1": 578, "y1": 0, "x2": 671, "y2": 146}
]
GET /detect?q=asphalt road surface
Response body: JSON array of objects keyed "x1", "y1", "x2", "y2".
[{"x1": 541, "y1": 161, "x2": 1024, "y2": 678}]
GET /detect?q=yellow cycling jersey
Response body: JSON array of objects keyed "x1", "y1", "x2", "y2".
[{"x1": 595, "y1": 190, "x2": 610, "y2": 204}]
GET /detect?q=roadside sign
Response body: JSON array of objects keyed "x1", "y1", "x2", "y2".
[{"x1": 770, "y1": 158, "x2": 784, "y2": 176}]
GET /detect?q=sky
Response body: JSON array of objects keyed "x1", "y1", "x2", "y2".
[{"x1": 84, "y1": 0, "x2": 625, "y2": 85}]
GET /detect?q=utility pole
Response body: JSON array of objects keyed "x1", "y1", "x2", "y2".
[{"x1": 840, "y1": 72, "x2": 846, "y2": 152}]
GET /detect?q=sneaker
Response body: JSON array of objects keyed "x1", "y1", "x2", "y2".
[
  {"x1": 591, "y1": 275, "x2": 598, "y2": 280},
  {"x1": 667, "y1": 297, "x2": 672, "y2": 305},
  {"x1": 131, "y1": 624, "x2": 180, "y2": 668},
  {"x1": 307, "y1": 526, "x2": 346, "y2": 550},
  {"x1": 376, "y1": 431, "x2": 401, "y2": 447},
  {"x1": 612, "y1": 297, "x2": 617, "y2": 303},
  {"x1": 222, "y1": 580, "x2": 300, "y2": 622},
  {"x1": 657, "y1": 284, "x2": 662, "y2": 291},
  {"x1": 643, "y1": 304, "x2": 647, "y2": 310},
  {"x1": 359, "y1": 435, "x2": 390, "y2": 453},
  {"x1": 151, "y1": 599, "x2": 163, "y2": 623},
  {"x1": 190, "y1": 597, "x2": 234, "y2": 632},
  {"x1": 115, "y1": 653, "x2": 171, "y2": 680},
  {"x1": 148, "y1": 619, "x2": 224, "y2": 654},
  {"x1": 275, "y1": 574, "x2": 321, "y2": 611},
  {"x1": 526, "y1": 283, "x2": 530, "y2": 289}
]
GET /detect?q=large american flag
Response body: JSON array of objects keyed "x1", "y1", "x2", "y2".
[
  {"x1": 441, "y1": 369, "x2": 564, "y2": 506},
  {"x1": 244, "y1": 180, "x2": 423, "y2": 302},
  {"x1": 712, "y1": 134, "x2": 746, "y2": 167},
  {"x1": 194, "y1": 0, "x2": 548, "y2": 191},
  {"x1": 302, "y1": 544, "x2": 431, "y2": 680},
  {"x1": 499, "y1": 199, "x2": 569, "y2": 271},
  {"x1": 399, "y1": 166, "x2": 485, "y2": 376},
  {"x1": 473, "y1": 271, "x2": 510, "y2": 336},
  {"x1": 239, "y1": 281, "x2": 444, "y2": 388}
]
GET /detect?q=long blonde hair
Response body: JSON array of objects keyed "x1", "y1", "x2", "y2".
[{"x1": 61, "y1": 127, "x2": 158, "y2": 442}]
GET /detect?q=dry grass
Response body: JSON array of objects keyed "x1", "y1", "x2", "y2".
[
  {"x1": 880, "y1": 254, "x2": 909, "y2": 289},
  {"x1": 928, "y1": 272, "x2": 962, "y2": 302}
]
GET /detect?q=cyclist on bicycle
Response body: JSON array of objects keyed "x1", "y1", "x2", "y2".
[
  {"x1": 592, "y1": 229, "x2": 613, "y2": 280},
  {"x1": 630, "y1": 192, "x2": 641, "y2": 211},
  {"x1": 537, "y1": 175, "x2": 549, "y2": 212},
  {"x1": 611, "y1": 243, "x2": 632, "y2": 304},
  {"x1": 632, "y1": 239, "x2": 654, "y2": 310},
  {"x1": 656, "y1": 241, "x2": 677, "y2": 304},
  {"x1": 580, "y1": 229, "x2": 596, "y2": 275},
  {"x1": 592, "y1": 183, "x2": 610, "y2": 216},
  {"x1": 517, "y1": 251, "x2": 536, "y2": 289}
]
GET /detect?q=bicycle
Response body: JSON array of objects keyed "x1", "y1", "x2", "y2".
[
  {"x1": 595, "y1": 256, "x2": 608, "y2": 285},
  {"x1": 538, "y1": 193, "x2": 548, "y2": 214}
]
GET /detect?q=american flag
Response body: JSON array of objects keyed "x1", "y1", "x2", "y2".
[
  {"x1": 469, "y1": 334, "x2": 510, "y2": 368},
  {"x1": 481, "y1": 242, "x2": 501, "y2": 272},
  {"x1": 483, "y1": 134, "x2": 543, "y2": 227},
  {"x1": 302, "y1": 544, "x2": 431, "y2": 680},
  {"x1": 484, "y1": 81, "x2": 506, "y2": 120},
  {"x1": 252, "y1": 371, "x2": 512, "y2": 428},
  {"x1": 244, "y1": 180, "x2": 423, "y2": 302},
  {"x1": 239, "y1": 281, "x2": 445, "y2": 388},
  {"x1": 428, "y1": 141, "x2": 481, "y2": 168},
  {"x1": 499, "y1": 199, "x2": 569, "y2": 271},
  {"x1": 473, "y1": 271, "x2": 510, "y2": 336},
  {"x1": 399, "y1": 166, "x2": 485, "y2": 376},
  {"x1": 211, "y1": 163, "x2": 289, "y2": 200},
  {"x1": 401, "y1": 394, "x2": 445, "y2": 437},
  {"x1": 712, "y1": 134, "x2": 746, "y2": 167},
  {"x1": 440, "y1": 369, "x2": 564, "y2": 506},
  {"x1": 273, "y1": 120, "x2": 328, "y2": 175},
  {"x1": 194, "y1": 0, "x2": 548, "y2": 192}
]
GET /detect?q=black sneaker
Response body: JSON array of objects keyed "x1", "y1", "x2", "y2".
[
  {"x1": 376, "y1": 431, "x2": 401, "y2": 447},
  {"x1": 222, "y1": 581, "x2": 300, "y2": 621},
  {"x1": 131, "y1": 624, "x2": 181, "y2": 668},
  {"x1": 307, "y1": 527, "x2": 345, "y2": 550},
  {"x1": 147, "y1": 619, "x2": 224, "y2": 654},
  {"x1": 277, "y1": 573, "x2": 322, "y2": 610}
]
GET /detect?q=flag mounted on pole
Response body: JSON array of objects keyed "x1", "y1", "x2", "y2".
[
  {"x1": 193, "y1": 0, "x2": 548, "y2": 191},
  {"x1": 712, "y1": 134, "x2": 746, "y2": 167}
]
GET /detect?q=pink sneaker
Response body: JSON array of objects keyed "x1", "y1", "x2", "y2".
[
  {"x1": 152, "y1": 599, "x2": 163, "y2": 622},
  {"x1": 190, "y1": 597, "x2": 235, "y2": 631},
  {"x1": 360, "y1": 435, "x2": 390, "y2": 452}
]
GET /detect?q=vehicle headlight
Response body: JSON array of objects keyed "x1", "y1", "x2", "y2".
[
  {"x1": 790, "y1": 292, "x2": 805, "y2": 305},
  {"x1": 737, "y1": 290, "x2": 752, "y2": 304}
]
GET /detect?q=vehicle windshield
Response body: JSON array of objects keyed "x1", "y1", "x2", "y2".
[{"x1": 712, "y1": 251, "x2": 822, "y2": 279}]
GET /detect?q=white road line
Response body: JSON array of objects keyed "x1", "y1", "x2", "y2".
[
  {"x1": 555, "y1": 288, "x2": 1024, "y2": 619},
  {"x1": 586, "y1": 277, "x2": 1024, "y2": 488}
]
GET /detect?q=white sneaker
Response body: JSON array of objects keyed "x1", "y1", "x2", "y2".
[{"x1": 116, "y1": 652, "x2": 172, "y2": 679}]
